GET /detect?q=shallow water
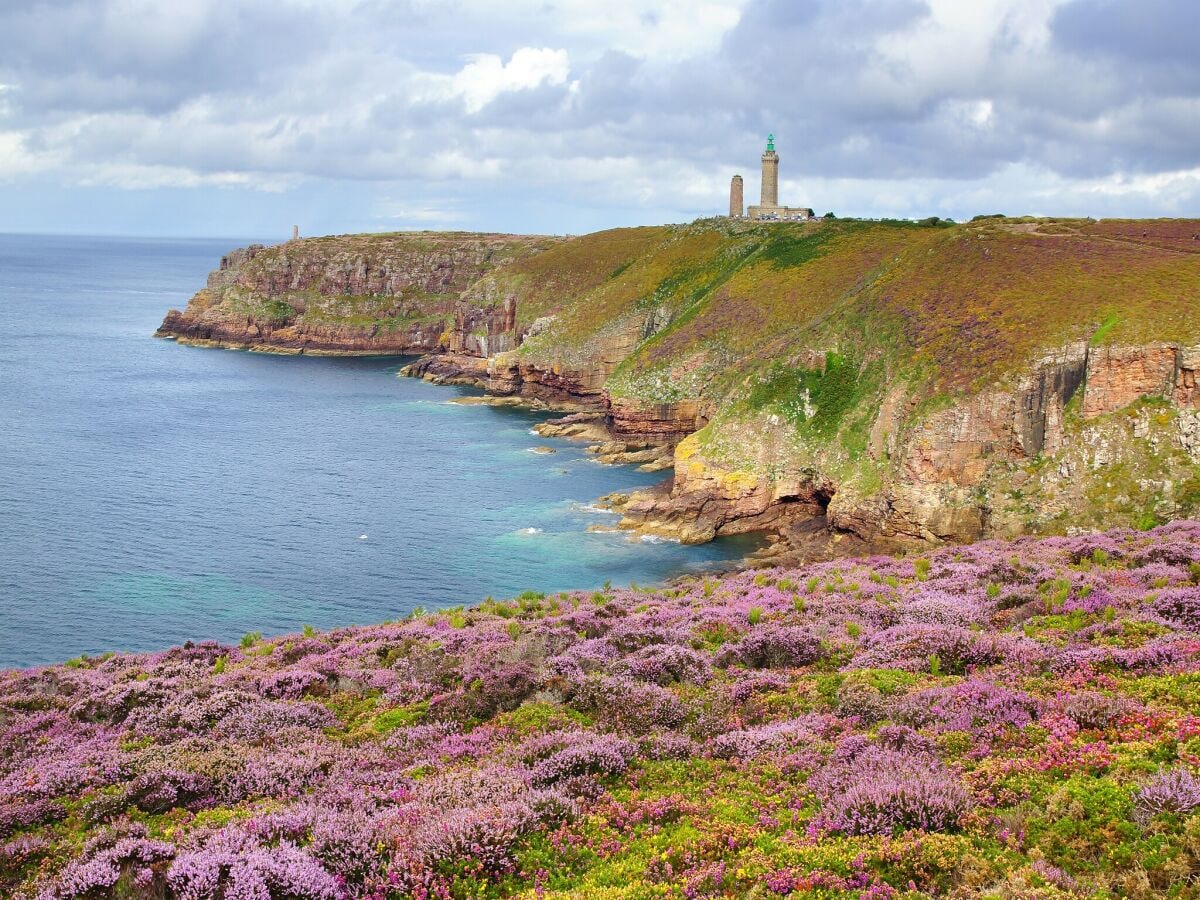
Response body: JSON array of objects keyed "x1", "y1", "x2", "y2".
[{"x1": 0, "y1": 234, "x2": 755, "y2": 668}]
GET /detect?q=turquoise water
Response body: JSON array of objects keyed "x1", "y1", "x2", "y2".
[{"x1": 0, "y1": 234, "x2": 755, "y2": 668}]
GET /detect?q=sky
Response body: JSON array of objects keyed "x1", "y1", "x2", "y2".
[{"x1": 1, "y1": 0, "x2": 1198, "y2": 238}]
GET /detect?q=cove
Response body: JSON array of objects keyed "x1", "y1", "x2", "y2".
[{"x1": 0, "y1": 234, "x2": 754, "y2": 669}]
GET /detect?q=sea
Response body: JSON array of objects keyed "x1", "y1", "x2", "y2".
[{"x1": 0, "y1": 233, "x2": 756, "y2": 669}]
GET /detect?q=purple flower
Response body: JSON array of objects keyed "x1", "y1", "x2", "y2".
[
  {"x1": 1151, "y1": 587, "x2": 1200, "y2": 631},
  {"x1": 896, "y1": 679, "x2": 1039, "y2": 734},
  {"x1": 711, "y1": 715, "x2": 829, "y2": 761},
  {"x1": 619, "y1": 644, "x2": 712, "y2": 685},
  {"x1": 571, "y1": 676, "x2": 687, "y2": 733},
  {"x1": 1135, "y1": 769, "x2": 1200, "y2": 824},
  {"x1": 168, "y1": 838, "x2": 340, "y2": 900},
  {"x1": 849, "y1": 624, "x2": 1014, "y2": 674},
  {"x1": 810, "y1": 740, "x2": 969, "y2": 836},
  {"x1": 529, "y1": 734, "x2": 636, "y2": 786},
  {"x1": 48, "y1": 837, "x2": 175, "y2": 899},
  {"x1": 717, "y1": 626, "x2": 823, "y2": 669}
]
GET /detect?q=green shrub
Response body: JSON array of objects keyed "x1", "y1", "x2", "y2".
[
  {"x1": 1032, "y1": 775, "x2": 1137, "y2": 870},
  {"x1": 745, "y1": 351, "x2": 870, "y2": 439},
  {"x1": 759, "y1": 227, "x2": 833, "y2": 269},
  {"x1": 371, "y1": 702, "x2": 429, "y2": 735}
]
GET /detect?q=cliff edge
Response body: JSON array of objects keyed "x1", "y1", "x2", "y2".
[{"x1": 158, "y1": 217, "x2": 1200, "y2": 552}]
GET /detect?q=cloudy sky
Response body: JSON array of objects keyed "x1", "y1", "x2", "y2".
[{"x1": 1, "y1": 0, "x2": 1197, "y2": 238}]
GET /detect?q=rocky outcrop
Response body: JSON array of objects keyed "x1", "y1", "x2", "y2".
[
  {"x1": 1177, "y1": 347, "x2": 1200, "y2": 408},
  {"x1": 606, "y1": 397, "x2": 703, "y2": 443},
  {"x1": 157, "y1": 308, "x2": 449, "y2": 355},
  {"x1": 401, "y1": 352, "x2": 609, "y2": 407},
  {"x1": 1082, "y1": 345, "x2": 1180, "y2": 418},
  {"x1": 400, "y1": 353, "x2": 495, "y2": 387},
  {"x1": 611, "y1": 435, "x2": 834, "y2": 544}
]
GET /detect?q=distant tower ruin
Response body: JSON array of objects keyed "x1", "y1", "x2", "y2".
[
  {"x1": 760, "y1": 133, "x2": 779, "y2": 208},
  {"x1": 729, "y1": 175, "x2": 744, "y2": 218},
  {"x1": 292, "y1": 225, "x2": 299, "y2": 241}
]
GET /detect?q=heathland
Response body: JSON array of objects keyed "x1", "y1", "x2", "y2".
[{"x1": 5, "y1": 523, "x2": 1200, "y2": 897}]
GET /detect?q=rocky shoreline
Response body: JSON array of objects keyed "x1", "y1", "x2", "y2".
[
  {"x1": 157, "y1": 220, "x2": 1200, "y2": 562},
  {"x1": 404, "y1": 358, "x2": 865, "y2": 566}
]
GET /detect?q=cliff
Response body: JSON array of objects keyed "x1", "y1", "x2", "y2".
[
  {"x1": 156, "y1": 231, "x2": 561, "y2": 355},
  {"x1": 159, "y1": 217, "x2": 1200, "y2": 551}
]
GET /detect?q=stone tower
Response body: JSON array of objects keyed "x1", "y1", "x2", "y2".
[
  {"x1": 729, "y1": 175, "x2": 744, "y2": 217},
  {"x1": 760, "y1": 133, "x2": 779, "y2": 208}
]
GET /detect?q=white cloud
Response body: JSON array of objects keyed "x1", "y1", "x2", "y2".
[
  {"x1": 452, "y1": 48, "x2": 571, "y2": 113},
  {"x1": 1077, "y1": 166, "x2": 1200, "y2": 199},
  {"x1": 372, "y1": 201, "x2": 467, "y2": 229},
  {"x1": 74, "y1": 162, "x2": 295, "y2": 191},
  {"x1": 548, "y1": 0, "x2": 746, "y2": 60},
  {"x1": 0, "y1": 130, "x2": 56, "y2": 179}
]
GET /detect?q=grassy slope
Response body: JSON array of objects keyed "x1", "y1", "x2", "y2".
[
  {"x1": 201, "y1": 219, "x2": 1200, "y2": 392},
  {"x1": 494, "y1": 217, "x2": 1200, "y2": 496},
  {"x1": 510, "y1": 217, "x2": 1200, "y2": 391}
]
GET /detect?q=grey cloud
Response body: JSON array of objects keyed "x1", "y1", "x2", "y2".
[
  {"x1": 1052, "y1": 0, "x2": 1200, "y2": 66},
  {"x1": 0, "y1": 0, "x2": 1198, "y2": 229},
  {"x1": 0, "y1": 1, "x2": 343, "y2": 117}
]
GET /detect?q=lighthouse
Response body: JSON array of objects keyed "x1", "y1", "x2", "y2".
[
  {"x1": 760, "y1": 133, "x2": 779, "y2": 208},
  {"x1": 738, "y1": 134, "x2": 814, "y2": 221}
]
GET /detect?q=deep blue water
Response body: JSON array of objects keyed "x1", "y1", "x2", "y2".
[{"x1": 0, "y1": 234, "x2": 754, "y2": 669}]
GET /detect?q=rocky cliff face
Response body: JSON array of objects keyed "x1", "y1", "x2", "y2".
[
  {"x1": 615, "y1": 339, "x2": 1200, "y2": 550},
  {"x1": 156, "y1": 233, "x2": 558, "y2": 355},
  {"x1": 161, "y1": 217, "x2": 1200, "y2": 554}
]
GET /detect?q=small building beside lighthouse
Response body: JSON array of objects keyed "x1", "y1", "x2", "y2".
[
  {"x1": 730, "y1": 134, "x2": 814, "y2": 221},
  {"x1": 729, "y1": 175, "x2": 744, "y2": 217}
]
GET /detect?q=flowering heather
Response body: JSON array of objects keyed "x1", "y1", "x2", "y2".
[
  {"x1": 1135, "y1": 768, "x2": 1200, "y2": 824},
  {"x1": 717, "y1": 625, "x2": 824, "y2": 669},
  {"x1": 809, "y1": 743, "x2": 970, "y2": 836},
  {"x1": 896, "y1": 678, "x2": 1040, "y2": 735},
  {"x1": 3, "y1": 523, "x2": 1200, "y2": 897}
]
